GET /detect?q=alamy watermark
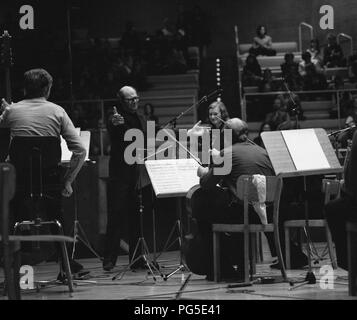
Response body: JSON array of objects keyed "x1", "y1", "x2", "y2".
[{"x1": 124, "y1": 121, "x2": 232, "y2": 175}]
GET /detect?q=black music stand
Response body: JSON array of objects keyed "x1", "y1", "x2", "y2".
[
  {"x1": 111, "y1": 163, "x2": 162, "y2": 281},
  {"x1": 262, "y1": 128, "x2": 343, "y2": 289},
  {"x1": 61, "y1": 131, "x2": 103, "y2": 263},
  {"x1": 144, "y1": 158, "x2": 200, "y2": 280}
]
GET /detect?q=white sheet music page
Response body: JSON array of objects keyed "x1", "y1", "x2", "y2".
[
  {"x1": 61, "y1": 128, "x2": 90, "y2": 162},
  {"x1": 145, "y1": 158, "x2": 200, "y2": 197},
  {"x1": 281, "y1": 129, "x2": 330, "y2": 171}
]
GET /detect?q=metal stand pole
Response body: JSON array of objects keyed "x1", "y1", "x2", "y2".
[
  {"x1": 289, "y1": 176, "x2": 316, "y2": 290},
  {"x1": 71, "y1": 176, "x2": 102, "y2": 262}
]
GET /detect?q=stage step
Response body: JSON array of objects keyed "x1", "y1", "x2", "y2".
[{"x1": 239, "y1": 42, "x2": 298, "y2": 55}]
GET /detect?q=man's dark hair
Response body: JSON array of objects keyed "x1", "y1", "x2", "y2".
[{"x1": 24, "y1": 69, "x2": 53, "y2": 99}]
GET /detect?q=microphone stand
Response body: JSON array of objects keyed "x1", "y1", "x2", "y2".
[
  {"x1": 282, "y1": 80, "x2": 300, "y2": 129},
  {"x1": 162, "y1": 88, "x2": 223, "y2": 129}
]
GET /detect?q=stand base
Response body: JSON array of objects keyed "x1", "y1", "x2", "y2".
[
  {"x1": 289, "y1": 271, "x2": 316, "y2": 290},
  {"x1": 71, "y1": 220, "x2": 102, "y2": 262},
  {"x1": 112, "y1": 237, "x2": 163, "y2": 281}
]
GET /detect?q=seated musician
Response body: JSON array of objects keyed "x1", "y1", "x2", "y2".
[
  {"x1": 188, "y1": 118, "x2": 276, "y2": 281},
  {"x1": 188, "y1": 101, "x2": 230, "y2": 161},
  {"x1": 0, "y1": 68, "x2": 86, "y2": 276},
  {"x1": 325, "y1": 129, "x2": 357, "y2": 270}
]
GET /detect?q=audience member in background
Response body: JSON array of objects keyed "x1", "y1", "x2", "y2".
[
  {"x1": 264, "y1": 97, "x2": 291, "y2": 130},
  {"x1": 302, "y1": 64, "x2": 328, "y2": 91},
  {"x1": 186, "y1": 5, "x2": 211, "y2": 60},
  {"x1": 253, "y1": 122, "x2": 272, "y2": 148},
  {"x1": 299, "y1": 51, "x2": 323, "y2": 77},
  {"x1": 249, "y1": 25, "x2": 276, "y2": 57},
  {"x1": 307, "y1": 38, "x2": 323, "y2": 66},
  {"x1": 143, "y1": 103, "x2": 159, "y2": 133},
  {"x1": 277, "y1": 92, "x2": 305, "y2": 123},
  {"x1": 242, "y1": 53, "x2": 263, "y2": 86},
  {"x1": 323, "y1": 33, "x2": 344, "y2": 68},
  {"x1": 329, "y1": 75, "x2": 352, "y2": 119},
  {"x1": 337, "y1": 100, "x2": 357, "y2": 148},
  {"x1": 259, "y1": 68, "x2": 280, "y2": 92},
  {"x1": 281, "y1": 53, "x2": 302, "y2": 91},
  {"x1": 70, "y1": 104, "x2": 89, "y2": 130},
  {"x1": 347, "y1": 51, "x2": 357, "y2": 83}
]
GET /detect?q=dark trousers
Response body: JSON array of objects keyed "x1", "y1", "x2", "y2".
[
  {"x1": 104, "y1": 179, "x2": 140, "y2": 264},
  {"x1": 249, "y1": 46, "x2": 276, "y2": 57},
  {"x1": 189, "y1": 187, "x2": 274, "y2": 277},
  {"x1": 325, "y1": 194, "x2": 357, "y2": 270}
]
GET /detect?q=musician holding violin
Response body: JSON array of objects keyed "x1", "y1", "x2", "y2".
[{"x1": 185, "y1": 118, "x2": 276, "y2": 281}]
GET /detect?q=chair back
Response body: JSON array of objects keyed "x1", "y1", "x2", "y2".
[
  {"x1": 0, "y1": 162, "x2": 16, "y2": 243},
  {"x1": 8, "y1": 136, "x2": 61, "y2": 195},
  {"x1": 322, "y1": 179, "x2": 341, "y2": 204},
  {"x1": 236, "y1": 175, "x2": 283, "y2": 224}
]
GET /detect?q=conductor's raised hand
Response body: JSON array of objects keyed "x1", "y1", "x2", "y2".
[{"x1": 112, "y1": 106, "x2": 125, "y2": 126}]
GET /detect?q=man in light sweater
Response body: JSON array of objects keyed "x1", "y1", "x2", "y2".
[{"x1": 0, "y1": 68, "x2": 86, "y2": 275}]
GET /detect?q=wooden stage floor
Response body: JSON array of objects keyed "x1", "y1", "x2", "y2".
[{"x1": 1, "y1": 244, "x2": 356, "y2": 301}]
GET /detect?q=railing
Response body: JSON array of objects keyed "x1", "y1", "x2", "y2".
[
  {"x1": 337, "y1": 33, "x2": 353, "y2": 55},
  {"x1": 299, "y1": 22, "x2": 314, "y2": 52},
  {"x1": 242, "y1": 88, "x2": 357, "y2": 130},
  {"x1": 234, "y1": 25, "x2": 244, "y2": 114}
]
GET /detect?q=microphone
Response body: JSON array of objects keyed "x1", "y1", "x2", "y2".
[{"x1": 328, "y1": 124, "x2": 356, "y2": 137}]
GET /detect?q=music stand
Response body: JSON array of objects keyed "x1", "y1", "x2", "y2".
[
  {"x1": 111, "y1": 163, "x2": 162, "y2": 281},
  {"x1": 144, "y1": 158, "x2": 200, "y2": 280},
  {"x1": 61, "y1": 130, "x2": 102, "y2": 263},
  {"x1": 261, "y1": 128, "x2": 343, "y2": 289}
]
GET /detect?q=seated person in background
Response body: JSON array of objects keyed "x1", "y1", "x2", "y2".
[
  {"x1": 143, "y1": 103, "x2": 159, "y2": 132},
  {"x1": 307, "y1": 38, "x2": 323, "y2": 66},
  {"x1": 281, "y1": 53, "x2": 302, "y2": 91},
  {"x1": 259, "y1": 68, "x2": 280, "y2": 92},
  {"x1": 249, "y1": 25, "x2": 276, "y2": 57},
  {"x1": 299, "y1": 51, "x2": 323, "y2": 77},
  {"x1": 325, "y1": 129, "x2": 357, "y2": 270},
  {"x1": 265, "y1": 97, "x2": 291, "y2": 130},
  {"x1": 302, "y1": 64, "x2": 328, "y2": 91},
  {"x1": 323, "y1": 33, "x2": 344, "y2": 68},
  {"x1": 347, "y1": 51, "x2": 357, "y2": 83},
  {"x1": 242, "y1": 53, "x2": 263, "y2": 86},
  {"x1": 277, "y1": 92, "x2": 305, "y2": 122},
  {"x1": 253, "y1": 122, "x2": 272, "y2": 148}
]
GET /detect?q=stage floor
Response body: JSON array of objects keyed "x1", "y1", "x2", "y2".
[{"x1": 0, "y1": 244, "x2": 355, "y2": 300}]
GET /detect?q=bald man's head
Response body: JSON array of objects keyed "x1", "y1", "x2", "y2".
[
  {"x1": 225, "y1": 118, "x2": 249, "y2": 143},
  {"x1": 118, "y1": 86, "x2": 139, "y2": 112}
]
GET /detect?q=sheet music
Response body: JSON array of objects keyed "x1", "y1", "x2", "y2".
[
  {"x1": 61, "y1": 128, "x2": 90, "y2": 162},
  {"x1": 282, "y1": 129, "x2": 330, "y2": 171},
  {"x1": 145, "y1": 158, "x2": 200, "y2": 197}
]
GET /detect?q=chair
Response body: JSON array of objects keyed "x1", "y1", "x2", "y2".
[
  {"x1": 284, "y1": 179, "x2": 340, "y2": 269},
  {"x1": 212, "y1": 175, "x2": 287, "y2": 283},
  {"x1": 347, "y1": 221, "x2": 357, "y2": 296},
  {"x1": 7, "y1": 137, "x2": 75, "y2": 295}
]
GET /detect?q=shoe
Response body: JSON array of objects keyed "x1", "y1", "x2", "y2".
[
  {"x1": 103, "y1": 255, "x2": 117, "y2": 271},
  {"x1": 69, "y1": 260, "x2": 84, "y2": 274},
  {"x1": 103, "y1": 261, "x2": 115, "y2": 271}
]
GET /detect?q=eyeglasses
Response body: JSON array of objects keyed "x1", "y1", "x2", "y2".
[{"x1": 124, "y1": 97, "x2": 140, "y2": 103}]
